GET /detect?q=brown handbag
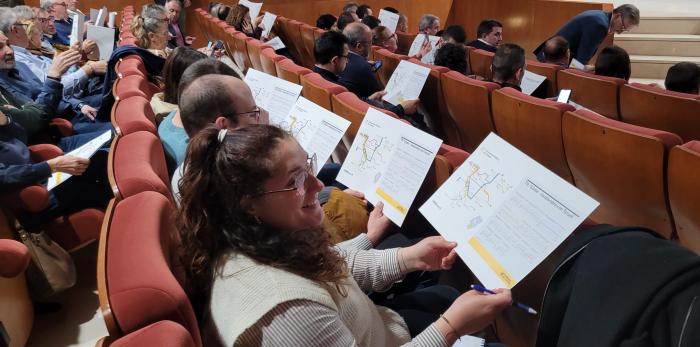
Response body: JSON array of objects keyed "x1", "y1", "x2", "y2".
[{"x1": 17, "y1": 227, "x2": 76, "y2": 299}]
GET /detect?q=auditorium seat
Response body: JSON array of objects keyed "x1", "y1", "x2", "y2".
[
  {"x1": 245, "y1": 39, "x2": 272, "y2": 72},
  {"x1": 313, "y1": 27, "x2": 325, "y2": 43},
  {"x1": 283, "y1": 20, "x2": 305, "y2": 65},
  {"x1": 668, "y1": 141, "x2": 700, "y2": 253},
  {"x1": 299, "y1": 23, "x2": 318, "y2": 69},
  {"x1": 491, "y1": 87, "x2": 575, "y2": 183},
  {"x1": 115, "y1": 56, "x2": 147, "y2": 78},
  {"x1": 108, "y1": 131, "x2": 171, "y2": 201},
  {"x1": 98, "y1": 321, "x2": 196, "y2": 347},
  {"x1": 230, "y1": 31, "x2": 253, "y2": 72},
  {"x1": 468, "y1": 49, "x2": 494, "y2": 80},
  {"x1": 395, "y1": 31, "x2": 416, "y2": 55},
  {"x1": 0, "y1": 236, "x2": 33, "y2": 347},
  {"x1": 556, "y1": 69, "x2": 626, "y2": 119},
  {"x1": 112, "y1": 75, "x2": 158, "y2": 101},
  {"x1": 619, "y1": 83, "x2": 700, "y2": 142},
  {"x1": 562, "y1": 109, "x2": 681, "y2": 238},
  {"x1": 300, "y1": 73, "x2": 348, "y2": 111},
  {"x1": 440, "y1": 71, "x2": 500, "y2": 152},
  {"x1": 260, "y1": 47, "x2": 285, "y2": 76},
  {"x1": 407, "y1": 58, "x2": 451, "y2": 143},
  {"x1": 111, "y1": 96, "x2": 157, "y2": 136},
  {"x1": 373, "y1": 48, "x2": 408, "y2": 88},
  {"x1": 331, "y1": 92, "x2": 398, "y2": 142},
  {"x1": 273, "y1": 16, "x2": 289, "y2": 46},
  {"x1": 525, "y1": 60, "x2": 564, "y2": 98},
  {"x1": 97, "y1": 192, "x2": 201, "y2": 346},
  {"x1": 275, "y1": 58, "x2": 312, "y2": 84}
]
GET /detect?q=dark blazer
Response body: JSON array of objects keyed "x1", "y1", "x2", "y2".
[
  {"x1": 338, "y1": 51, "x2": 382, "y2": 99},
  {"x1": 534, "y1": 10, "x2": 611, "y2": 65},
  {"x1": 466, "y1": 39, "x2": 498, "y2": 53}
]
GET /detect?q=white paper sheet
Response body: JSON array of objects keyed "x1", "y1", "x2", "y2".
[
  {"x1": 453, "y1": 335, "x2": 486, "y2": 347},
  {"x1": 420, "y1": 133, "x2": 598, "y2": 289},
  {"x1": 68, "y1": 9, "x2": 85, "y2": 45},
  {"x1": 281, "y1": 97, "x2": 350, "y2": 175},
  {"x1": 407, "y1": 34, "x2": 440, "y2": 65},
  {"x1": 90, "y1": 8, "x2": 99, "y2": 22},
  {"x1": 95, "y1": 7, "x2": 107, "y2": 27},
  {"x1": 569, "y1": 58, "x2": 585, "y2": 70},
  {"x1": 244, "y1": 68, "x2": 302, "y2": 125},
  {"x1": 266, "y1": 36, "x2": 286, "y2": 50},
  {"x1": 239, "y1": 0, "x2": 263, "y2": 24},
  {"x1": 377, "y1": 9, "x2": 399, "y2": 33},
  {"x1": 46, "y1": 130, "x2": 112, "y2": 191},
  {"x1": 520, "y1": 70, "x2": 547, "y2": 96},
  {"x1": 260, "y1": 12, "x2": 277, "y2": 38},
  {"x1": 382, "y1": 59, "x2": 430, "y2": 106},
  {"x1": 337, "y1": 108, "x2": 442, "y2": 226},
  {"x1": 108, "y1": 12, "x2": 117, "y2": 28},
  {"x1": 87, "y1": 25, "x2": 115, "y2": 60}
]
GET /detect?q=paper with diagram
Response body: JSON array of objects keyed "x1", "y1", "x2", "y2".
[
  {"x1": 569, "y1": 58, "x2": 585, "y2": 70},
  {"x1": 337, "y1": 108, "x2": 442, "y2": 226},
  {"x1": 420, "y1": 133, "x2": 598, "y2": 289},
  {"x1": 382, "y1": 60, "x2": 430, "y2": 106},
  {"x1": 407, "y1": 34, "x2": 440, "y2": 64},
  {"x1": 244, "y1": 68, "x2": 302, "y2": 125},
  {"x1": 377, "y1": 9, "x2": 399, "y2": 33},
  {"x1": 520, "y1": 70, "x2": 547, "y2": 96},
  {"x1": 281, "y1": 97, "x2": 350, "y2": 175},
  {"x1": 47, "y1": 130, "x2": 112, "y2": 191},
  {"x1": 239, "y1": 0, "x2": 263, "y2": 23},
  {"x1": 260, "y1": 12, "x2": 277, "y2": 38}
]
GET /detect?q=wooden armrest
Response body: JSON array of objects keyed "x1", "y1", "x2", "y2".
[{"x1": 28, "y1": 144, "x2": 63, "y2": 162}]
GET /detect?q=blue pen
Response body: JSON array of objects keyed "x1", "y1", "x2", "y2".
[{"x1": 471, "y1": 284, "x2": 538, "y2": 315}]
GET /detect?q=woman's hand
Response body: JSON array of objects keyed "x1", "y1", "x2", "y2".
[
  {"x1": 47, "y1": 155, "x2": 89, "y2": 175},
  {"x1": 398, "y1": 236, "x2": 458, "y2": 272},
  {"x1": 243, "y1": 18, "x2": 254, "y2": 34},
  {"x1": 438, "y1": 289, "x2": 512, "y2": 339},
  {"x1": 366, "y1": 201, "x2": 391, "y2": 246}
]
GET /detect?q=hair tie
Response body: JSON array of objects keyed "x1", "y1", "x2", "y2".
[{"x1": 217, "y1": 128, "x2": 228, "y2": 143}]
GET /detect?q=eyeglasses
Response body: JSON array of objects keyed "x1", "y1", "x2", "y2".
[
  {"x1": 253, "y1": 153, "x2": 317, "y2": 197},
  {"x1": 38, "y1": 17, "x2": 55, "y2": 23},
  {"x1": 228, "y1": 106, "x2": 264, "y2": 122},
  {"x1": 53, "y1": 2, "x2": 67, "y2": 7},
  {"x1": 620, "y1": 18, "x2": 628, "y2": 32}
]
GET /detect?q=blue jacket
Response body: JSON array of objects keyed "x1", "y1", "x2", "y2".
[
  {"x1": 338, "y1": 51, "x2": 382, "y2": 98},
  {"x1": 52, "y1": 18, "x2": 72, "y2": 46},
  {"x1": 534, "y1": 10, "x2": 611, "y2": 65},
  {"x1": 0, "y1": 120, "x2": 52, "y2": 192}
]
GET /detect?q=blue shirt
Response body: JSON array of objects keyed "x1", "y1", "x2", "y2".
[
  {"x1": 157, "y1": 110, "x2": 188, "y2": 171},
  {"x1": 0, "y1": 68, "x2": 64, "y2": 116},
  {"x1": 542, "y1": 10, "x2": 611, "y2": 64},
  {"x1": 52, "y1": 17, "x2": 72, "y2": 46}
]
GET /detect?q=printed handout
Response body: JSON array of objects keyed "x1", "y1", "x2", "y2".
[
  {"x1": 260, "y1": 12, "x2": 277, "y2": 38},
  {"x1": 382, "y1": 60, "x2": 430, "y2": 106},
  {"x1": 407, "y1": 34, "x2": 440, "y2": 65},
  {"x1": 520, "y1": 70, "x2": 547, "y2": 96},
  {"x1": 377, "y1": 9, "x2": 399, "y2": 33},
  {"x1": 420, "y1": 133, "x2": 598, "y2": 289},
  {"x1": 244, "y1": 68, "x2": 302, "y2": 125},
  {"x1": 239, "y1": 0, "x2": 263, "y2": 24},
  {"x1": 47, "y1": 130, "x2": 112, "y2": 191},
  {"x1": 87, "y1": 25, "x2": 115, "y2": 60}
]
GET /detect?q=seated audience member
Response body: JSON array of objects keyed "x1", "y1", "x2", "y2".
[
  {"x1": 35, "y1": 7, "x2": 56, "y2": 56},
  {"x1": 594, "y1": 45, "x2": 631, "y2": 81},
  {"x1": 11, "y1": 5, "x2": 33, "y2": 22},
  {"x1": 543, "y1": 35, "x2": 570, "y2": 67},
  {"x1": 154, "y1": 47, "x2": 207, "y2": 171},
  {"x1": 316, "y1": 13, "x2": 337, "y2": 31},
  {"x1": 342, "y1": 2, "x2": 359, "y2": 15},
  {"x1": 361, "y1": 15, "x2": 380, "y2": 29},
  {"x1": 318, "y1": 30, "x2": 422, "y2": 130},
  {"x1": 441, "y1": 25, "x2": 467, "y2": 45},
  {"x1": 665, "y1": 62, "x2": 700, "y2": 95},
  {"x1": 490, "y1": 43, "x2": 525, "y2": 91},
  {"x1": 42, "y1": 0, "x2": 71, "y2": 46},
  {"x1": 338, "y1": 23, "x2": 382, "y2": 98},
  {"x1": 418, "y1": 14, "x2": 440, "y2": 36},
  {"x1": 397, "y1": 13, "x2": 408, "y2": 33},
  {"x1": 178, "y1": 124, "x2": 512, "y2": 345},
  {"x1": 356, "y1": 4, "x2": 372, "y2": 19},
  {"x1": 372, "y1": 25, "x2": 397, "y2": 52},
  {"x1": 226, "y1": 4, "x2": 263, "y2": 39},
  {"x1": 0, "y1": 109, "x2": 112, "y2": 232},
  {"x1": 467, "y1": 20, "x2": 502, "y2": 53},
  {"x1": 435, "y1": 43, "x2": 468, "y2": 74},
  {"x1": 336, "y1": 11, "x2": 357, "y2": 31},
  {"x1": 207, "y1": 1, "x2": 221, "y2": 16},
  {"x1": 215, "y1": 4, "x2": 230, "y2": 21},
  {"x1": 165, "y1": 0, "x2": 195, "y2": 48}
]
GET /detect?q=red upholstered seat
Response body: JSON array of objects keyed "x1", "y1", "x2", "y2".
[
  {"x1": 298, "y1": 24, "x2": 317, "y2": 69},
  {"x1": 562, "y1": 109, "x2": 682, "y2": 238},
  {"x1": 98, "y1": 192, "x2": 201, "y2": 346},
  {"x1": 283, "y1": 20, "x2": 305, "y2": 64},
  {"x1": 106, "y1": 320, "x2": 196, "y2": 347},
  {"x1": 372, "y1": 48, "x2": 408, "y2": 87},
  {"x1": 113, "y1": 75, "x2": 158, "y2": 101},
  {"x1": 440, "y1": 71, "x2": 500, "y2": 152},
  {"x1": 0, "y1": 239, "x2": 30, "y2": 278},
  {"x1": 115, "y1": 56, "x2": 147, "y2": 78},
  {"x1": 468, "y1": 49, "x2": 494, "y2": 80},
  {"x1": 260, "y1": 48, "x2": 284, "y2": 76},
  {"x1": 556, "y1": 68, "x2": 626, "y2": 119},
  {"x1": 275, "y1": 58, "x2": 312, "y2": 84},
  {"x1": 438, "y1": 144, "x2": 470, "y2": 170},
  {"x1": 668, "y1": 141, "x2": 700, "y2": 253},
  {"x1": 492, "y1": 87, "x2": 576, "y2": 183},
  {"x1": 245, "y1": 39, "x2": 271, "y2": 72},
  {"x1": 118, "y1": 38, "x2": 137, "y2": 47},
  {"x1": 231, "y1": 31, "x2": 253, "y2": 72},
  {"x1": 300, "y1": 72, "x2": 348, "y2": 111},
  {"x1": 620, "y1": 82, "x2": 700, "y2": 142},
  {"x1": 331, "y1": 91, "x2": 398, "y2": 142},
  {"x1": 525, "y1": 60, "x2": 564, "y2": 98},
  {"x1": 111, "y1": 96, "x2": 157, "y2": 136},
  {"x1": 395, "y1": 31, "x2": 416, "y2": 55},
  {"x1": 108, "y1": 131, "x2": 171, "y2": 201},
  {"x1": 407, "y1": 58, "x2": 451, "y2": 144}
]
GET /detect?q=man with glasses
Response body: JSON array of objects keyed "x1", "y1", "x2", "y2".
[
  {"x1": 534, "y1": 4, "x2": 640, "y2": 67},
  {"x1": 36, "y1": 8, "x2": 56, "y2": 55},
  {"x1": 39, "y1": 0, "x2": 71, "y2": 45}
]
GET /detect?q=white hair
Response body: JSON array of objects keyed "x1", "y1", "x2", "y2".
[
  {"x1": 418, "y1": 14, "x2": 439, "y2": 32},
  {"x1": 0, "y1": 7, "x2": 18, "y2": 33},
  {"x1": 12, "y1": 5, "x2": 34, "y2": 22}
]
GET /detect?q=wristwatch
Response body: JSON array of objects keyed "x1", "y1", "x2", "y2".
[{"x1": 77, "y1": 102, "x2": 86, "y2": 110}]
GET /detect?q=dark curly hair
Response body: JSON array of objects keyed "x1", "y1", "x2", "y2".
[
  {"x1": 177, "y1": 124, "x2": 347, "y2": 317},
  {"x1": 435, "y1": 43, "x2": 468, "y2": 74}
]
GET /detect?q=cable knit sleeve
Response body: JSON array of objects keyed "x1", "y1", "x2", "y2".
[
  {"x1": 335, "y1": 247, "x2": 406, "y2": 292},
  {"x1": 239, "y1": 300, "x2": 448, "y2": 347}
]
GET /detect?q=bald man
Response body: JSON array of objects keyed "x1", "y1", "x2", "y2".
[{"x1": 338, "y1": 22, "x2": 381, "y2": 99}]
